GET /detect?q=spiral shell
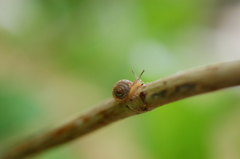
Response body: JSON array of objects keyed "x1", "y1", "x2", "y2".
[
  {"x1": 112, "y1": 79, "x2": 132, "y2": 101},
  {"x1": 112, "y1": 70, "x2": 145, "y2": 102}
]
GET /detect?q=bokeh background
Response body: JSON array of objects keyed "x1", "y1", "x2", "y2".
[{"x1": 0, "y1": 0, "x2": 240, "y2": 159}]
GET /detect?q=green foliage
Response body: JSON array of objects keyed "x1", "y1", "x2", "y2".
[
  {"x1": 0, "y1": 0, "x2": 239, "y2": 158},
  {"x1": 0, "y1": 86, "x2": 40, "y2": 139}
]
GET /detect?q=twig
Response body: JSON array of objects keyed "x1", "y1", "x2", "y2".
[{"x1": 1, "y1": 60, "x2": 240, "y2": 159}]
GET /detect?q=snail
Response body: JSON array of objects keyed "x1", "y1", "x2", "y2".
[{"x1": 112, "y1": 70, "x2": 145, "y2": 101}]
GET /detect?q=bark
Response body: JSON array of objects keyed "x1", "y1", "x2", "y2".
[{"x1": 1, "y1": 60, "x2": 240, "y2": 159}]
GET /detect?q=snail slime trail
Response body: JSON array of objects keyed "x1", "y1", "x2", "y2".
[{"x1": 112, "y1": 70, "x2": 144, "y2": 102}]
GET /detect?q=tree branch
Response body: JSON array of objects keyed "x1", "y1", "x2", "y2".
[{"x1": 1, "y1": 60, "x2": 240, "y2": 159}]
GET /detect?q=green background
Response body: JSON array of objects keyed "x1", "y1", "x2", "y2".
[{"x1": 0, "y1": 0, "x2": 240, "y2": 159}]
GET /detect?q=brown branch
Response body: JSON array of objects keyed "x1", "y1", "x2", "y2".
[{"x1": 1, "y1": 60, "x2": 240, "y2": 159}]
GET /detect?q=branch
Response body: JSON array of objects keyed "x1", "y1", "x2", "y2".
[{"x1": 1, "y1": 60, "x2": 240, "y2": 159}]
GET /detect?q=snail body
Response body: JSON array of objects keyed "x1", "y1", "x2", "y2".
[{"x1": 112, "y1": 70, "x2": 144, "y2": 101}]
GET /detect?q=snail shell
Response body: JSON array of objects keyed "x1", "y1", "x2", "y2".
[
  {"x1": 112, "y1": 70, "x2": 144, "y2": 101},
  {"x1": 112, "y1": 79, "x2": 132, "y2": 101}
]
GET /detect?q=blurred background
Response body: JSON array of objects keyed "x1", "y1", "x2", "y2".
[{"x1": 0, "y1": 0, "x2": 240, "y2": 159}]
